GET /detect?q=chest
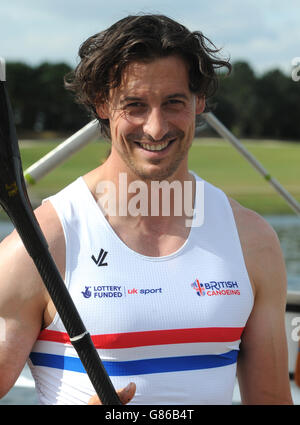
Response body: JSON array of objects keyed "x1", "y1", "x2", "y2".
[
  {"x1": 107, "y1": 220, "x2": 191, "y2": 257},
  {"x1": 66, "y1": 244, "x2": 253, "y2": 336}
]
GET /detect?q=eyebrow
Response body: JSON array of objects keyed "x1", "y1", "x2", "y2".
[
  {"x1": 166, "y1": 93, "x2": 189, "y2": 100},
  {"x1": 119, "y1": 93, "x2": 189, "y2": 104}
]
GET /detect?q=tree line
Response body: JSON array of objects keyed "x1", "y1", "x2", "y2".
[
  {"x1": 5, "y1": 60, "x2": 300, "y2": 141},
  {"x1": 6, "y1": 62, "x2": 88, "y2": 135},
  {"x1": 212, "y1": 61, "x2": 300, "y2": 140}
]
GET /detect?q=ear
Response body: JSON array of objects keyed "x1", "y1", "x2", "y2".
[
  {"x1": 195, "y1": 96, "x2": 206, "y2": 115},
  {"x1": 96, "y1": 103, "x2": 109, "y2": 120}
]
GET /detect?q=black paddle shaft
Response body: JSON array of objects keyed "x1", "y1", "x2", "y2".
[{"x1": 0, "y1": 76, "x2": 121, "y2": 405}]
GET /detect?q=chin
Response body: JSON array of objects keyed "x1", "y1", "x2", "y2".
[{"x1": 132, "y1": 162, "x2": 182, "y2": 182}]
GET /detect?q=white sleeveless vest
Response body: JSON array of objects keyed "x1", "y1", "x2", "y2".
[{"x1": 28, "y1": 174, "x2": 253, "y2": 405}]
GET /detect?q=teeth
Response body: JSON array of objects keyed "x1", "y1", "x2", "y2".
[{"x1": 140, "y1": 141, "x2": 170, "y2": 151}]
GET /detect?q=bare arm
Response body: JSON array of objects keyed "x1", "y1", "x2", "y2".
[
  {"x1": 232, "y1": 201, "x2": 293, "y2": 404},
  {"x1": 0, "y1": 201, "x2": 63, "y2": 397},
  {"x1": 0, "y1": 199, "x2": 136, "y2": 404}
]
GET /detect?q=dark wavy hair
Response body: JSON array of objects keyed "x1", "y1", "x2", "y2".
[{"x1": 65, "y1": 14, "x2": 231, "y2": 138}]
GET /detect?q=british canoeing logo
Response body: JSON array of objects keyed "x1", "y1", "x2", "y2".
[
  {"x1": 191, "y1": 279, "x2": 240, "y2": 297},
  {"x1": 191, "y1": 279, "x2": 206, "y2": 296}
]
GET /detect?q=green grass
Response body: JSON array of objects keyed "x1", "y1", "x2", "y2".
[
  {"x1": 21, "y1": 139, "x2": 111, "y2": 202},
  {"x1": 19, "y1": 137, "x2": 300, "y2": 216},
  {"x1": 188, "y1": 139, "x2": 300, "y2": 214}
]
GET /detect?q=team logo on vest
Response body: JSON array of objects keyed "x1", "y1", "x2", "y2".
[
  {"x1": 91, "y1": 248, "x2": 108, "y2": 266},
  {"x1": 191, "y1": 279, "x2": 240, "y2": 297},
  {"x1": 191, "y1": 279, "x2": 206, "y2": 296}
]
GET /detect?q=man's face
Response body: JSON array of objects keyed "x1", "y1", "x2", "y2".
[{"x1": 97, "y1": 55, "x2": 205, "y2": 181}]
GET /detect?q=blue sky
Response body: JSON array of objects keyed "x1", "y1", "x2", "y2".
[{"x1": 1, "y1": 0, "x2": 300, "y2": 75}]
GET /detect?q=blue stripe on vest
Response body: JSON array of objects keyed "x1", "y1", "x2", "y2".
[{"x1": 29, "y1": 350, "x2": 238, "y2": 376}]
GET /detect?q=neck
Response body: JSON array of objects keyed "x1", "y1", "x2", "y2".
[
  {"x1": 84, "y1": 152, "x2": 196, "y2": 233},
  {"x1": 84, "y1": 154, "x2": 197, "y2": 256}
]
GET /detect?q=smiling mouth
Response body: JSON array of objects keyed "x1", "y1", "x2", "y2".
[{"x1": 136, "y1": 139, "x2": 176, "y2": 152}]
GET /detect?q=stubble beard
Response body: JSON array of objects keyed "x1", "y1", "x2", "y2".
[
  {"x1": 121, "y1": 129, "x2": 192, "y2": 182},
  {"x1": 125, "y1": 153, "x2": 185, "y2": 182}
]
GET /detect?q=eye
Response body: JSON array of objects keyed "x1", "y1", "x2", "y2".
[
  {"x1": 124, "y1": 102, "x2": 148, "y2": 118},
  {"x1": 167, "y1": 99, "x2": 183, "y2": 105},
  {"x1": 126, "y1": 102, "x2": 146, "y2": 109},
  {"x1": 164, "y1": 99, "x2": 185, "y2": 110}
]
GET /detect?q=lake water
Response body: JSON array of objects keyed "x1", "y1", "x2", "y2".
[
  {"x1": 265, "y1": 215, "x2": 300, "y2": 291},
  {"x1": 0, "y1": 214, "x2": 299, "y2": 405}
]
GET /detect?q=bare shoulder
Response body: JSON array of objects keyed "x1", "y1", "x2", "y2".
[
  {"x1": 0, "y1": 199, "x2": 65, "y2": 322},
  {"x1": 229, "y1": 197, "x2": 280, "y2": 248},
  {"x1": 228, "y1": 197, "x2": 286, "y2": 297},
  {"x1": 34, "y1": 200, "x2": 65, "y2": 260},
  {"x1": 0, "y1": 201, "x2": 64, "y2": 396},
  {"x1": 1, "y1": 199, "x2": 65, "y2": 273}
]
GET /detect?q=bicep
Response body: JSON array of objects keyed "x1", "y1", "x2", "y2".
[
  {"x1": 237, "y1": 292, "x2": 291, "y2": 404},
  {"x1": 237, "y1": 227, "x2": 292, "y2": 404},
  {"x1": 0, "y1": 231, "x2": 45, "y2": 397}
]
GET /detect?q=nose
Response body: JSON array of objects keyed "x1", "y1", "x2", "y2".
[{"x1": 142, "y1": 107, "x2": 169, "y2": 141}]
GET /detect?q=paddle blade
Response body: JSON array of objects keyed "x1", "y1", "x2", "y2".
[
  {"x1": 0, "y1": 58, "x2": 121, "y2": 405},
  {"x1": 0, "y1": 59, "x2": 47, "y2": 258},
  {"x1": 0, "y1": 58, "x2": 25, "y2": 213}
]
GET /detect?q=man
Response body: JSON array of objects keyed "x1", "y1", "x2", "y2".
[{"x1": 0, "y1": 15, "x2": 293, "y2": 405}]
